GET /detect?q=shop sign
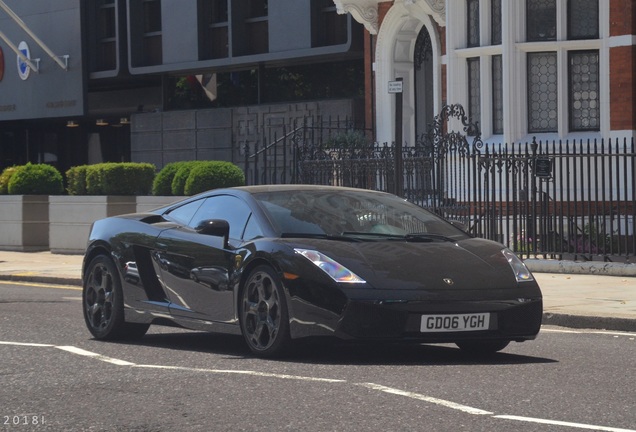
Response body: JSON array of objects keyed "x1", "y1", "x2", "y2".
[{"x1": 17, "y1": 41, "x2": 31, "y2": 80}]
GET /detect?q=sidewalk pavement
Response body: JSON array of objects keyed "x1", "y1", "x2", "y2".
[{"x1": 1, "y1": 251, "x2": 635, "y2": 332}]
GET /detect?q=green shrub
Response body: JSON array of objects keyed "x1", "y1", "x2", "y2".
[
  {"x1": 66, "y1": 165, "x2": 89, "y2": 195},
  {"x1": 153, "y1": 161, "x2": 190, "y2": 196},
  {"x1": 71, "y1": 162, "x2": 156, "y2": 195},
  {"x1": 85, "y1": 164, "x2": 104, "y2": 195},
  {"x1": 0, "y1": 166, "x2": 18, "y2": 194},
  {"x1": 7, "y1": 163, "x2": 64, "y2": 195},
  {"x1": 171, "y1": 161, "x2": 204, "y2": 196},
  {"x1": 184, "y1": 161, "x2": 245, "y2": 196},
  {"x1": 100, "y1": 163, "x2": 155, "y2": 195}
]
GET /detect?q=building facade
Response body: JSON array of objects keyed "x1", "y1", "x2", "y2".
[
  {"x1": 0, "y1": 0, "x2": 364, "y2": 172},
  {"x1": 337, "y1": 0, "x2": 635, "y2": 145},
  {"x1": 1, "y1": 0, "x2": 634, "y2": 173}
]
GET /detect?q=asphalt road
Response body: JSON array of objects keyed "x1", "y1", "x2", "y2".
[{"x1": 1, "y1": 281, "x2": 635, "y2": 432}]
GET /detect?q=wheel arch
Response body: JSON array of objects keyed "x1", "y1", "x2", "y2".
[
  {"x1": 82, "y1": 241, "x2": 114, "y2": 281},
  {"x1": 236, "y1": 256, "x2": 290, "y2": 314}
]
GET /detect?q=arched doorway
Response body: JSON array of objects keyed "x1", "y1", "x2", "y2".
[{"x1": 414, "y1": 26, "x2": 434, "y2": 140}]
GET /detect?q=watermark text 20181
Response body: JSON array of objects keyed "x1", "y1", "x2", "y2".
[{"x1": 3, "y1": 415, "x2": 46, "y2": 426}]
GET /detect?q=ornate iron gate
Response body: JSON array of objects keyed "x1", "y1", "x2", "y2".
[{"x1": 246, "y1": 106, "x2": 636, "y2": 261}]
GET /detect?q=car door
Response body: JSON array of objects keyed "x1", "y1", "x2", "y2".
[{"x1": 155, "y1": 195, "x2": 252, "y2": 323}]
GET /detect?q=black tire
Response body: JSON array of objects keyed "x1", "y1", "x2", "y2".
[
  {"x1": 455, "y1": 340, "x2": 510, "y2": 354},
  {"x1": 83, "y1": 255, "x2": 149, "y2": 340},
  {"x1": 239, "y1": 265, "x2": 291, "y2": 357}
]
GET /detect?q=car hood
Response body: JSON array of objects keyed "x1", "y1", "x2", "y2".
[{"x1": 285, "y1": 237, "x2": 518, "y2": 290}]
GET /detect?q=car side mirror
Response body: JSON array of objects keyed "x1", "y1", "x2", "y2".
[{"x1": 195, "y1": 219, "x2": 230, "y2": 248}]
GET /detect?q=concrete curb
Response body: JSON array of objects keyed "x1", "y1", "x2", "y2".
[
  {"x1": 525, "y1": 259, "x2": 636, "y2": 277},
  {"x1": 542, "y1": 312, "x2": 636, "y2": 332},
  {"x1": 0, "y1": 274, "x2": 82, "y2": 287}
]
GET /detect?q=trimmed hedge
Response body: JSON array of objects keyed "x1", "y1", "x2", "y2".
[
  {"x1": 154, "y1": 160, "x2": 245, "y2": 196},
  {"x1": 171, "y1": 161, "x2": 204, "y2": 196},
  {"x1": 152, "y1": 161, "x2": 190, "y2": 196},
  {"x1": 184, "y1": 161, "x2": 245, "y2": 195},
  {"x1": 65, "y1": 165, "x2": 89, "y2": 195},
  {"x1": 7, "y1": 163, "x2": 64, "y2": 195},
  {"x1": 0, "y1": 166, "x2": 18, "y2": 194},
  {"x1": 67, "y1": 162, "x2": 156, "y2": 195}
]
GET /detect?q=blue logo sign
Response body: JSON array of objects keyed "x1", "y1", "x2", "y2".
[{"x1": 17, "y1": 41, "x2": 30, "y2": 80}]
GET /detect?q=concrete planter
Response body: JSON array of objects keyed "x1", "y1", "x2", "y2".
[
  {"x1": 0, "y1": 195, "x2": 49, "y2": 251},
  {"x1": 136, "y1": 196, "x2": 187, "y2": 213},
  {"x1": 49, "y1": 196, "x2": 137, "y2": 254}
]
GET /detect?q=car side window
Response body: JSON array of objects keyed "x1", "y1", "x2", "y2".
[
  {"x1": 242, "y1": 213, "x2": 264, "y2": 241},
  {"x1": 166, "y1": 199, "x2": 204, "y2": 225},
  {"x1": 189, "y1": 195, "x2": 252, "y2": 240}
]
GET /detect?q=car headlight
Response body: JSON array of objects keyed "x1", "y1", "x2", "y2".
[
  {"x1": 502, "y1": 248, "x2": 534, "y2": 282},
  {"x1": 295, "y1": 249, "x2": 366, "y2": 284}
]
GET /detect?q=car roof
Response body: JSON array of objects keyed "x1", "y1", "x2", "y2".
[
  {"x1": 152, "y1": 185, "x2": 394, "y2": 215},
  {"x1": 230, "y1": 184, "x2": 392, "y2": 196}
]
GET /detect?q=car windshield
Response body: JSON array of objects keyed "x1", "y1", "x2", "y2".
[{"x1": 253, "y1": 189, "x2": 468, "y2": 241}]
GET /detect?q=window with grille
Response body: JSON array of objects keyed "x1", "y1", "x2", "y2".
[
  {"x1": 468, "y1": 57, "x2": 481, "y2": 132},
  {"x1": 491, "y1": 0, "x2": 502, "y2": 45},
  {"x1": 526, "y1": 0, "x2": 556, "y2": 41},
  {"x1": 452, "y1": 0, "x2": 604, "y2": 138},
  {"x1": 569, "y1": 51, "x2": 600, "y2": 131},
  {"x1": 568, "y1": 0, "x2": 599, "y2": 40},
  {"x1": 467, "y1": 0, "x2": 480, "y2": 47},
  {"x1": 527, "y1": 52, "x2": 558, "y2": 133},
  {"x1": 492, "y1": 55, "x2": 503, "y2": 134}
]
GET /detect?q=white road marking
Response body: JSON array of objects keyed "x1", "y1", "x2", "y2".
[
  {"x1": 3, "y1": 340, "x2": 636, "y2": 431},
  {"x1": 134, "y1": 364, "x2": 346, "y2": 383},
  {"x1": 55, "y1": 346, "x2": 136, "y2": 366},
  {"x1": 0, "y1": 341, "x2": 53, "y2": 347},
  {"x1": 494, "y1": 415, "x2": 636, "y2": 432},
  {"x1": 357, "y1": 382, "x2": 493, "y2": 415}
]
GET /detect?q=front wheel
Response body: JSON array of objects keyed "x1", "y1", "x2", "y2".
[
  {"x1": 455, "y1": 340, "x2": 510, "y2": 355},
  {"x1": 239, "y1": 266, "x2": 291, "y2": 357},
  {"x1": 83, "y1": 255, "x2": 149, "y2": 340}
]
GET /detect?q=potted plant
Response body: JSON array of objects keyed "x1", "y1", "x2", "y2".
[
  {"x1": 49, "y1": 163, "x2": 155, "y2": 254},
  {"x1": 0, "y1": 164, "x2": 63, "y2": 251}
]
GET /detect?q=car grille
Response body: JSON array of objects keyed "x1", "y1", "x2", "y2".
[{"x1": 338, "y1": 301, "x2": 408, "y2": 338}]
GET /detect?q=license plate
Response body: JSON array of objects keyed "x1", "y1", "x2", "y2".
[{"x1": 420, "y1": 313, "x2": 490, "y2": 332}]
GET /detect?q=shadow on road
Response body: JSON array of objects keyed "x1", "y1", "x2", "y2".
[{"x1": 116, "y1": 329, "x2": 557, "y2": 366}]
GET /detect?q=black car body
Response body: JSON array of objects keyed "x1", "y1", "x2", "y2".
[{"x1": 82, "y1": 185, "x2": 542, "y2": 357}]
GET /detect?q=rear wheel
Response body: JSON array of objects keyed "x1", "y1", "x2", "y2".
[
  {"x1": 83, "y1": 255, "x2": 149, "y2": 340},
  {"x1": 239, "y1": 266, "x2": 291, "y2": 357},
  {"x1": 455, "y1": 340, "x2": 510, "y2": 354}
]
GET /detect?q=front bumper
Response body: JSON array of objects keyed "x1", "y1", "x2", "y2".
[{"x1": 336, "y1": 298, "x2": 543, "y2": 342}]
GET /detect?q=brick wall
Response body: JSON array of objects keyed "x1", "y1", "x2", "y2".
[{"x1": 610, "y1": 0, "x2": 636, "y2": 131}]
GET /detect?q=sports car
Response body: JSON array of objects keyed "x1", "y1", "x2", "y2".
[{"x1": 82, "y1": 185, "x2": 542, "y2": 357}]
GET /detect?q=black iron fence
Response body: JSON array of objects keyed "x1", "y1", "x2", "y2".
[{"x1": 243, "y1": 109, "x2": 636, "y2": 262}]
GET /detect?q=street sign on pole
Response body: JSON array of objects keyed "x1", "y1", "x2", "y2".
[{"x1": 388, "y1": 80, "x2": 403, "y2": 94}]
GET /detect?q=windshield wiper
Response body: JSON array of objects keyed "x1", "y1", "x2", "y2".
[
  {"x1": 280, "y1": 233, "x2": 362, "y2": 242},
  {"x1": 342, "y1": 231, "x2": 455, "y2": 242},
  {"x1": 404, "y1": 233, "x2": 457, "y2": 242}
]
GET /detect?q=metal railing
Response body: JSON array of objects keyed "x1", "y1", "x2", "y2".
[{"x1": 243, "y1": 113, "x2": 636, "y2": 262}]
